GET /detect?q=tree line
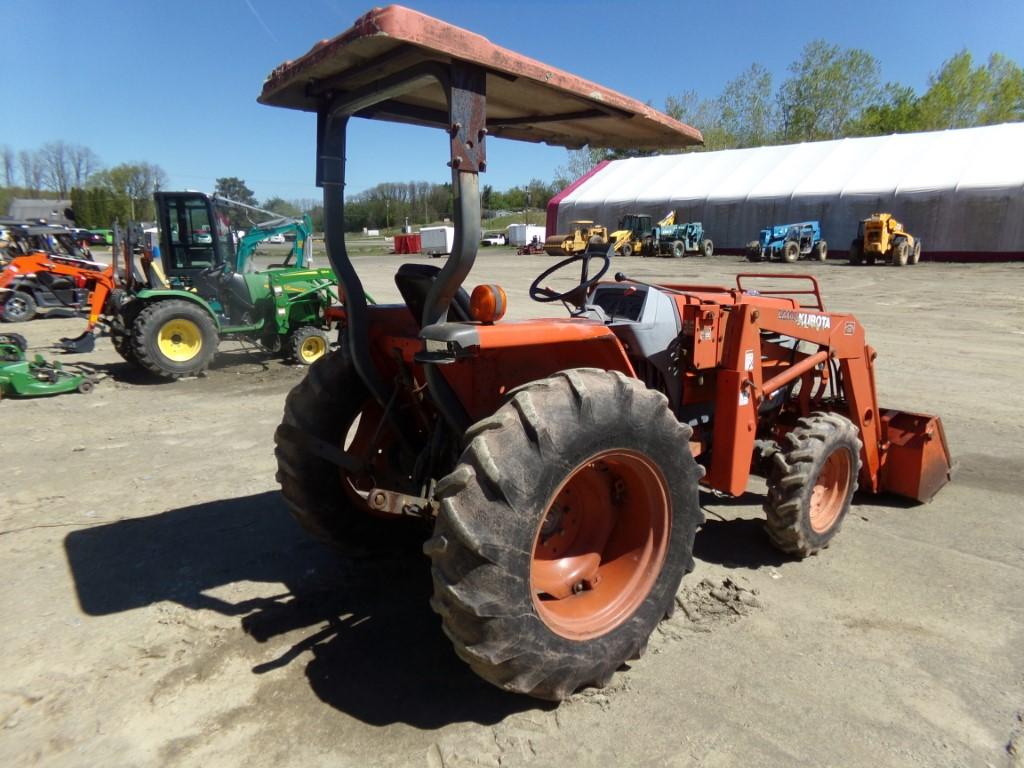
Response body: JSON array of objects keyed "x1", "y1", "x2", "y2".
[
  {"x1": 342, "y1": 178, "x2": 560, "y2": 232},
  {"x1": 6, "y1": 45, "x2": 1019, "y2": 229},
  {"x1": 0, "y1": 142, "x2": 554, "y2": 233},
  {"x1": 558, "y1": 47, "x2": 1024, "y2": 179},
  {"x1": 2, "y1": 140, "x2": 169, "y2": 227}
]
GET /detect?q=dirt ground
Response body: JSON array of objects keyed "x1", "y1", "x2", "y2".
[{"x1": 2, "y1": 249, "x2": 1022, "y2": 768}]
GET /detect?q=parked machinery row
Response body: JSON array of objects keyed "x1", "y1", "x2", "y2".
[
  {"x1": 746, "y1": 213, "x2": 922, "y2": 266},
  {"x1": 545, "y1": 212, "x2": 713, "y2": 258},
  {"x1": 546, "y1": 211, "x2": 922, "y2": 266}
]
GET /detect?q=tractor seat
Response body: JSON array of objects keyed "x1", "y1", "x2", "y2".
[
  {"x1": 394, "y1": 263, "x2": 472, "y2": 326},
  {"x1": 221, "y1": 272, "x2": 256, "y2": 317},
  {"x1": 34, "y1": 272, "x2": 75, "y2": 291}
]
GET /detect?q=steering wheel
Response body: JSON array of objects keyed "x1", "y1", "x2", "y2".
[{"x1": 529, "y1": 245, "x2": 612, "y2": 307}]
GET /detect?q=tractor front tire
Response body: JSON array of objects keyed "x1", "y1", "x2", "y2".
[
  {"x1": 671, "y1": 240, "x2": 686, "y2": 258},
  {"x1": 619, "y1": 243, "x2": 633, "y2": 258},
  {"x1": 289, "y1": 326, "x2": 330, "y2": 366},
  {"x1": 746, "y1": 242, "x2": 764, "y2": 262},
  {"x1": 892, "y1": 238, "x2": 910, "y2": 267},
  {"x1": 783, "y1": 241, "x2": 800, "y2": 263},
  {"x1": 764, "y1": 413, "x2": 861, "y2": 558},
  {"x1": 814, "y1": 240, "x2": 829, "y2": 262},
  {"x1": 131, "y1": 300, "x2": 218, "y2": 379},
  {"x1": 425, "y1": 368, "x2": 704, "y2": 700},
  {"x1": 2, "y1": 291, "x2": 37, "y2": 323},
  {"x1": 701, "y1": 238, "x2": 714, "y2": 258},
  {"x1": 910, "y1": 240, "x2": 922, "y2": 265}
]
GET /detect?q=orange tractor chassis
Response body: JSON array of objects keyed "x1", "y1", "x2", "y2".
[{"x1": 263, "y1": 6, "x2": 951, "y2": 701}]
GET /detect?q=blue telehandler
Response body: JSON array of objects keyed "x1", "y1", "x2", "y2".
[{"x1": 746, "y1": 221, "x2": 828, "y2": 263}]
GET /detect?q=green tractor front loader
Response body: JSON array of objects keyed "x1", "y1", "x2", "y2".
[{"x1": 110, "y1": 192, "x2": 340, "y2": 380}]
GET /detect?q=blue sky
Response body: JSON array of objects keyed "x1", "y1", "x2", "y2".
[{"x1": 3, "y1": 0, "x2": 1021, "y2": 202}]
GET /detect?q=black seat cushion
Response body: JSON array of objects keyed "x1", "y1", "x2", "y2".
[{"x1": 394, "y1": 263, "x2": 472, "y2": 326}]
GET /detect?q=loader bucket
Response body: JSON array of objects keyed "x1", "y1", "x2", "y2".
[
  {"x1": 878, "y1": 410, "x2": 952, "y2": 502},
  {"x1": 60, "y1": 331, "x2": 96, "y2": 354}
]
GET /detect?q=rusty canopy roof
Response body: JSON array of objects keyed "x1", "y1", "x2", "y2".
[{"x1": 258, "y1": 5, "x2": 702, "y2": 151}]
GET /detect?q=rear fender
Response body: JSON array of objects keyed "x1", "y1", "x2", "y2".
[
  {"x1": 422, "y1": 319, "x2": 636, "y2": 423},
  {"x1": 131, "y1": 290, "x2": 222, "y2": 330}
]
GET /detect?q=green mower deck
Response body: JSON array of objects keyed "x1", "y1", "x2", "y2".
[{"x1": 0, "y1": 334, "x2": 93, "y2": 399}]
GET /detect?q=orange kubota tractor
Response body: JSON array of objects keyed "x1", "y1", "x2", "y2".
[{"x1": 265, "y1": 6, "x2": 952, "y2": 701}]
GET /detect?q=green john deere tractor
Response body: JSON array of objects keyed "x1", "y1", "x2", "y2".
[{"x1": 110, "y1": 192, "x2": 340, "y2": 380}]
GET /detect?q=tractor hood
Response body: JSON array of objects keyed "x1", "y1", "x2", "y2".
[{"x1": 257, "y1": 5, "x2": 703, "y2": 151}]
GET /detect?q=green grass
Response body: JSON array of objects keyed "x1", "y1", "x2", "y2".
[{"x1": 482, "y1": 209, "x2": 546, "y2": 229}]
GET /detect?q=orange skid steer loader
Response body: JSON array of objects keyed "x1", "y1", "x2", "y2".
[{"x1": 265, "y1": 6, "x2": 952, "y2": 701}]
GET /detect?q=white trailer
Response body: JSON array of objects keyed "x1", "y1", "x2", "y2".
[
  {"x1": 420, "y1": 225, "x2": 455, "y2": 256},
  {"x1": 506, "y1": 223, "x2": 547, "y2": 247}
]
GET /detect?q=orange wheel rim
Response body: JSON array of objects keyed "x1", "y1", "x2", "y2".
[
  {"x1": 531, "y1": 450, "x2": 670, "y2": 640},
  {"x1": 809, "y1": 448, "x2": 852, "y2": 533}
]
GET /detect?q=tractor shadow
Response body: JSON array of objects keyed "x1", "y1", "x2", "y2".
[
  {"x1": 694, "y1": 490, "x2": 790, "y2": 569},
  {"x1": 71, "y1": 346, "x2": 301, "y2": 386},
  {"x1": 63, "y1": 491, "x2": 543, "y2": 728}
]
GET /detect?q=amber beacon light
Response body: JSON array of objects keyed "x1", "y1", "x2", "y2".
[{"x1": 470, "y1": 284, "x2": 508, "y2": 323}]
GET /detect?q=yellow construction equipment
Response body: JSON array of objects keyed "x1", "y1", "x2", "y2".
[
  {"x1": 544, "y1": 220, "x2": 609, "y2": 256},
  {"x1": 850, "y1": 213, "x2": 921, "y2": 266},
  {"x1": 609, "y1": 211, "x2": 675, "y2": 257}
]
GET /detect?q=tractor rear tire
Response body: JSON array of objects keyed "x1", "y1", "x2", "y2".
[
  {"x1": 111, "y1": 332, "x2": 137, "y2": 365},
  {"x1": 110, "y1": 303, "x2": 141, "y2": 366},
  {"x1": 814, "y1": 240, "x2": 828, "y2": 262},
  {"x1": 764, "y1": 412, "x2": 861, "y2": 558},
  {"x1": 275, "y1": 347, "x2": 423, "y2": 551},
  {"x1": 849, "y1": 239, "x2": 863, "y2": 265},
  {"x1": 892, "y1": 238, "x2": 909, "y2": 267},
  {"x1": 131, "y1": 300, "x2": 219, "y2": 379},
  {"x1": 910, "y1": 240, "x2": 922, "y2": 265},
  {"x1": 783, "y1": 241, "x2": 800, "y2": 263},
  {"x1": 289, "y1": 326, "x2": 330, "y2": 365},
  {"x1": 701, "y1": 239, "x2": 714, "y2": 258},
  {"x1": 2, "y1": 291, "x2": 37, "y2": 323},
  {"x1": 671, "y1": 240, "x2": 686, "y2": 258},
  {"x1": 425, "y1": 368, "x2": 703, "y2": 700}
]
